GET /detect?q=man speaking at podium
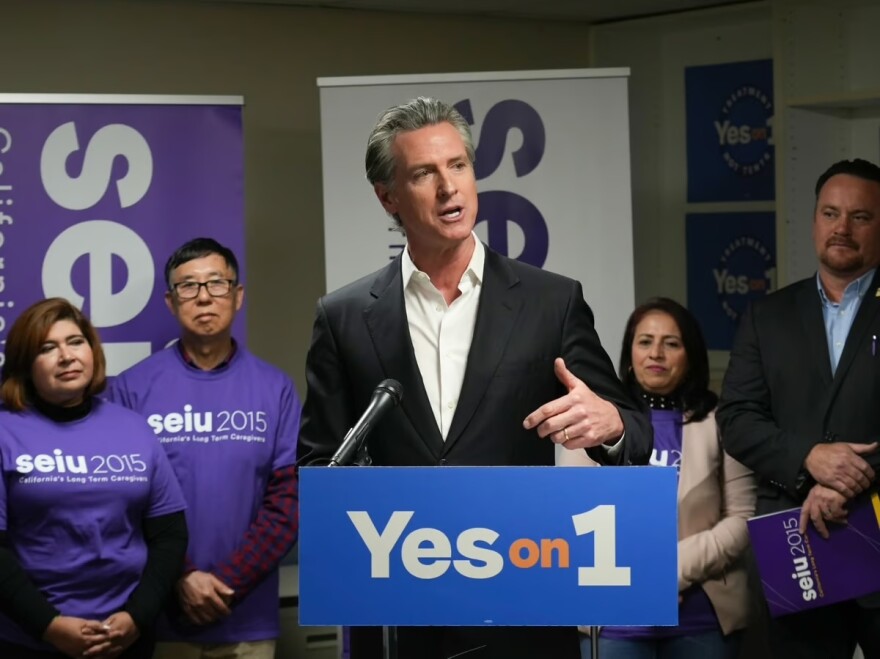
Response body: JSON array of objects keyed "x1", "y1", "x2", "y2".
[{"x1": 297, "y1": 97, "x2": 652, "y2": 659}]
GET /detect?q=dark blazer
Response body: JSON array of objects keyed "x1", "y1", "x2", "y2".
[
  {"x1": 297, "y1": 246, "x2": 652, "y2": 658},
  {"x1": 718, "y1": 271, "x2": 880, "y2": 515}
]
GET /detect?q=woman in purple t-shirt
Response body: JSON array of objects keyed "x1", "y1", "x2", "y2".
[
  {"x1": 584, "y1": 298, "x2": 757, "y2": 659},
  {"x1": 0, "y1": 298, "x2": 188, "y2": 659}
]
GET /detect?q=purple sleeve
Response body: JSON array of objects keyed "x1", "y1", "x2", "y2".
[
  {"x1": 146, "y1": 438, "x2": 187, "y2": 518},
  {"x1": 271, "y1": 377, "x2": 300, "y2": 471}
]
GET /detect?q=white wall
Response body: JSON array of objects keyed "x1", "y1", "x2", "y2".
[{"x1": 773, "y1": 0, "x2": 880, "y2": 284}]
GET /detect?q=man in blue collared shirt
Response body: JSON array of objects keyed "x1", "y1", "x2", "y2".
[
  {"x1": 820, "y1": 267, "x2": 875, "y2": 374},
  {"x1": 719, "y1": 158, "x2": 880, "y2": 659}
]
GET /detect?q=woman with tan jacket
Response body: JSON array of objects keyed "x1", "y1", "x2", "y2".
[{"x1": 593, "y1": 297, "x2": 756, "y2": 659}]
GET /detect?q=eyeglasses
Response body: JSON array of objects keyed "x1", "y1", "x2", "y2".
[{"x1": 172, "y1": 279, "x2": 236, "y2": 300}]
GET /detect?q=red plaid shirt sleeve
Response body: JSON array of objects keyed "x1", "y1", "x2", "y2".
[{"x1": 213, "y1": 464, "x2": 299, "y2": 599}]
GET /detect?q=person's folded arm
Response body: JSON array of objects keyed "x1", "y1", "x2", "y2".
[
  {"x1": 0, "y1": 531, "x2": 60, "y2": 639},
  {"x1": 213, "y1": 465, "x2": 298, "y2": 600},
  {"x1": 718, "y1": 302, "x2": 817, "y2": 493},
  {"x1": 123, "y1": 511, "x2": 188, "y2": 632},
  {"x1": 678, "y1": 448, "x2": 756, "y2": 591}
]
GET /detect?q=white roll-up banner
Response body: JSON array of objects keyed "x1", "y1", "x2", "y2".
[{"x1": 318, "y1": 69, "x2": 634, "y2": 467}]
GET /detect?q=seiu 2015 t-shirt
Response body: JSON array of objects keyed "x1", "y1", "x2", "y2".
[
  {"x1": 107, "y1": 345, "x2": 300, "y2": 643},
  {"x1": 0, "y1": 399, "x2": 187, "y2": 651},
  {"x1": 602, "y1": 409, "x2": 719, "y2": 641}
]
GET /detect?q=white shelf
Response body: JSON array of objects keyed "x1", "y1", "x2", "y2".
[{"x1": 787, "y1": 90, "x2": 880, "y2": 111}]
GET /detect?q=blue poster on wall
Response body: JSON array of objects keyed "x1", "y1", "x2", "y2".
[
  {"x1": 685, "y1": 59, "x2": 774, "y2": 202},
  {"x1": 687, "y1": 212, "x2": 776, "y2": 350}
]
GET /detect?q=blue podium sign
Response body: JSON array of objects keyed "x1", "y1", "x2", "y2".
[{"x1": 299, "y1": 466, "x2": 677, "y2": 626}]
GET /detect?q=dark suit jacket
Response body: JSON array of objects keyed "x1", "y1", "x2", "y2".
[
  {"x1": 297, "y1": 246, "x2": 652, "y2": 658},
  {"x1": 718, "y1": 271, "x2": 880, "y2": 515}
]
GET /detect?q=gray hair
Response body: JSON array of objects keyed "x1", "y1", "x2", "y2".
[{"x1": 365, "y1": 97, "x2": 476, "y2": 189}]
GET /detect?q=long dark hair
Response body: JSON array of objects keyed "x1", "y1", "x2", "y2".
[{"x1": 618, "y1": 297, "x2": 717, "y2": 422}]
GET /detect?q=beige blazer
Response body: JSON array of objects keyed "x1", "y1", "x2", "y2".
[{"x1": 678, "y1": 411, "x2": 756, "y2": 635}]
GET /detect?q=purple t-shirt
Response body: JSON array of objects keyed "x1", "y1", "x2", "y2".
[
  {"x1": 0, "y1": 399, "x2": 186, "y2": 650},
  {"x1": 107, "y1": 344, "x2": 300, "y2": 643},
  {"x1": 602, "y1": 409, "x2": 720, "y2": 641}
]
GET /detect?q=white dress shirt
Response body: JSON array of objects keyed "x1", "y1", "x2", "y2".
[{"x1": 401, "y1": 236, "x2": 485, "y2": 440}]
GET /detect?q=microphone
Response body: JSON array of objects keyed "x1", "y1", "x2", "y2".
[{"x1": 328, "y1": 379, "x2": 403, "y2": 467}]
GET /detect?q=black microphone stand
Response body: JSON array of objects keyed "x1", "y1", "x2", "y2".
[
  {"x1": 329, "y1": 440, "x2": 397, "y2": 659},
  {"x1": 382, "y1": 625, "x2": 398, "y2": 659}
]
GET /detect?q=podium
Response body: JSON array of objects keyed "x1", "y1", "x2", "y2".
[{"x1": 299, "y1": 465, "x2": 678, "y2": 640}]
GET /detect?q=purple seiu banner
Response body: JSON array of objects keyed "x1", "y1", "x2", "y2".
[
  {"x1": 0, "y1": 99, "x2": 244, "y2": 375},
  {"x1": 748, "y1": 492, "x2": 880, "y2": 616}
]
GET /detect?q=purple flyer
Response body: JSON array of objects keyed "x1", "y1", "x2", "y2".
[{"x1": 748, "y1": 492, "x2": 880, "y2": 616}]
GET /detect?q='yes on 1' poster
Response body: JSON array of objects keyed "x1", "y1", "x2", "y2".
[
  {"x1": 685, "y1": 59, "x2": 774, "y2": 202},
  {"x1": 687, "y1": 212, "x2": 776, "y2": 350}
]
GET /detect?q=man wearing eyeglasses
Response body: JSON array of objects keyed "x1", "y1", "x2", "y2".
[{"x1": 107, "y1": 237, "x2": 301, "y2": 659}]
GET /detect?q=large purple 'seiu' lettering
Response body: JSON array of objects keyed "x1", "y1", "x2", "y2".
[{"x1": 454, "y1": 99, "x2": 549, "y2": 267}]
